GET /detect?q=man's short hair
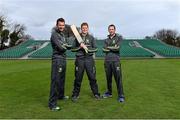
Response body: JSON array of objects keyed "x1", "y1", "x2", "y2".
[
  {"x1": 56, "y1": 18, "x2": 65, "y2": 25},
  {"x1": 108, "y1": 24, "x2": 116, "y2": 30},
  {"x1": 81, "y1": 22, "x2": 89, "y2": 28}
]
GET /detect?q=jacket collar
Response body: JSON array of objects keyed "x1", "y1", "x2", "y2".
[
  {"x1": 108, "y1": 33, "x2": 117, "y2": 39},
  {"x1": 80, "y1": 33, "x2": 89, "y2": 37}
]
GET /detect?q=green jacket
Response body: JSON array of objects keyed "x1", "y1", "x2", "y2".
[
  {"x1": 71, "y1": 33, "x2": 98, "y2": 57},
  {"x1": 103, "y1": 34, "x2": 123, "y2": 61}
]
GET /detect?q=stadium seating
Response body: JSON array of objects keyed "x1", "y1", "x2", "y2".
[
  {"x1": 95, "y1": 39, "x2": 154, "y2": 57},
  {"x1": 120, "y1": 40, "x2": 154, "y2": 57},
  {"x1": 0, "y1": 40, "x2": 45, "y2": 58},
  {"x1": 138, "y1": 39, "x2": 180, "y2": 57},
  {"x1": 0, "y1": 39, "x2": 180, "y2": 58},
  {"x1": 95, "y1": 40, "x2": 104, "y2": 57},
  {"x1": 29, "y1": 42, "x2": 76, "y2": 58},
  {"x1": 28, "y1": 43, "x2": 52, "y2": 58}
]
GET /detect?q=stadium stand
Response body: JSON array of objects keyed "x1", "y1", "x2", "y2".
[
  {"x1": 0, "y1": 40, "x2": 45, "y2": 58},
  {"x1": 28, "y1": 39, "x2": 180, "y2": 58},
  {"x1": 138, "y1": 39, "x2": 180, "y2": 57},
  {"x1": 95, "y1": 40, "x2": 104, "y2": 57},
  {"x1": 0, "y1": 39, "x2": 180, "y2": 59},
  {"x1": 28, "y1": 43, "x2": 52, "y2": 58},
  {"x1": 28, "y1": 42, "x2": 76, "y2": 58},
  {"x1": 120, "y1": 40, "x2": 154, "y2": 57}
]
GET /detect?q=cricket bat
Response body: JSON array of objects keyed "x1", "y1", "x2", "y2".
[{"x1": 70, "y1": 24, "x2": 88, "y2": 53}]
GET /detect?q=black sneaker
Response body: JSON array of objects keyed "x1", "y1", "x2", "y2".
[
  {"x1": 59, "y1": 96, "x2": 69, "y2": 100},
  {"x1": 71, "y1": 96, "x2": 79, "y2": 102},
  {"x1": 50, "y1": 106, "x2": 61, "y2": 111},
  {"x1": 118, "y1": 97, "x2": 125, "y2": 103},
  {"x1": 102, "y1": 91, "x2": 112, "y2": 98},
  {"x1": 94, "y1": 94, "x2": 101, "y2": 100}
]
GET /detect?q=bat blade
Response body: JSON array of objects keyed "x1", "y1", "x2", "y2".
[
  {"x1": 70, "y1": 24, "x2": 88, "y2": 53},
  {"x1": 70, "y1": 24, "x2": 83, "y2": 43}
]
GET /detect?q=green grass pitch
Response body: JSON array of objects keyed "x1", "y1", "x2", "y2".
[{"x1": 0, "y1": 59, "x2": 180, "y2": 119}]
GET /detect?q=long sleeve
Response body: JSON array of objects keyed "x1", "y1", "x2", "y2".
[
  {"x1": 87, "y1": 36, "x2": 98, "y2": 53},
  {"x1": 50, "y1": 32, "x2": 67, "y2": 52},
  {"x1": 71, "y1": 37, "x2": 81, "y2": 52},
  {"x1": 107, "y1": 36, "x2": 122, "y2": 52},
  {"x1": 92, "y1": 37, "x2": 97, "y2": 49},
  {"x1": 103, "y1": 39, "x2": 110, "y2": 53}
]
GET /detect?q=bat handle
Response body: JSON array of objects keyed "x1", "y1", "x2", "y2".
[{"x1": 85, "y1": 48, "x2": 88, "y2": 53}]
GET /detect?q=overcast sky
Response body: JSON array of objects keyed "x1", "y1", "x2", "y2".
[{"x1": 0, "y1": 0, "x2": 180, "y2": 40}]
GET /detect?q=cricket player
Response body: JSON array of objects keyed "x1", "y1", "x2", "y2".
[
  {"x1": 71, "y1": 22, "x2": 101, "y2": 102},
  {"x1": 48, "y1": 18, "x2": 71, "y2": 111},
  {"x1": 102, "y1": 24, "x2": 125, "y2": 102}
]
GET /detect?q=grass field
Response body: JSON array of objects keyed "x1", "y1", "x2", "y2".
[{"x1": 0, "y1": 59, "x2": 180, "y2": 119}]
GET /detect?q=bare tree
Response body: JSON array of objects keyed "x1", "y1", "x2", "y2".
[
  {"x1": 0, "y1": 14, "x2": 33, "y2": 49},
  {"x1": 153, "y1": 29, "x2": 179, "y2": 47},
  {"x1": 9, "y1": 23, "x2": 26, "y2": 47},
  {"x1": 0, "y1": 29, "x2": 9, "y2": 49},
  {"x1": 0, "y1": 15, "x2": 6, "y2": 33},
  {"x1": 176, "y1": 36, "x2": 180, "y2": 47},
  {"x1": 0, "y1": 15, "x2": 9, "y2": 49}
]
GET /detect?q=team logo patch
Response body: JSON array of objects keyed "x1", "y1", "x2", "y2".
[
  {"x1": 86, "y1": 39, "x2": 89, "y2": 44},
  {"x1": 76, "y1": 66, "x2": 78, "y2": 71},
  {"x1": 58, "y1": 67, "x2": 62, "y2": 73},
  {"x1": 112, "y1": 40, "x2": 115, "y2": 44},
  {"x1": 117, "y1": 67, "x2": 120, "y2": 71}
]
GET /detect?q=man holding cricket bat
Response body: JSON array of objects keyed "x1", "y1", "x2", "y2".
[
  {"x1": 48, "y1": 18, "x2": 71, "y2": 111},
  {"x1": 102, "y1": 24, "x2": 125, "y2": 102},
  {"x1": 71, "y1": 22, "x2": 101, "y2": 102}
]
